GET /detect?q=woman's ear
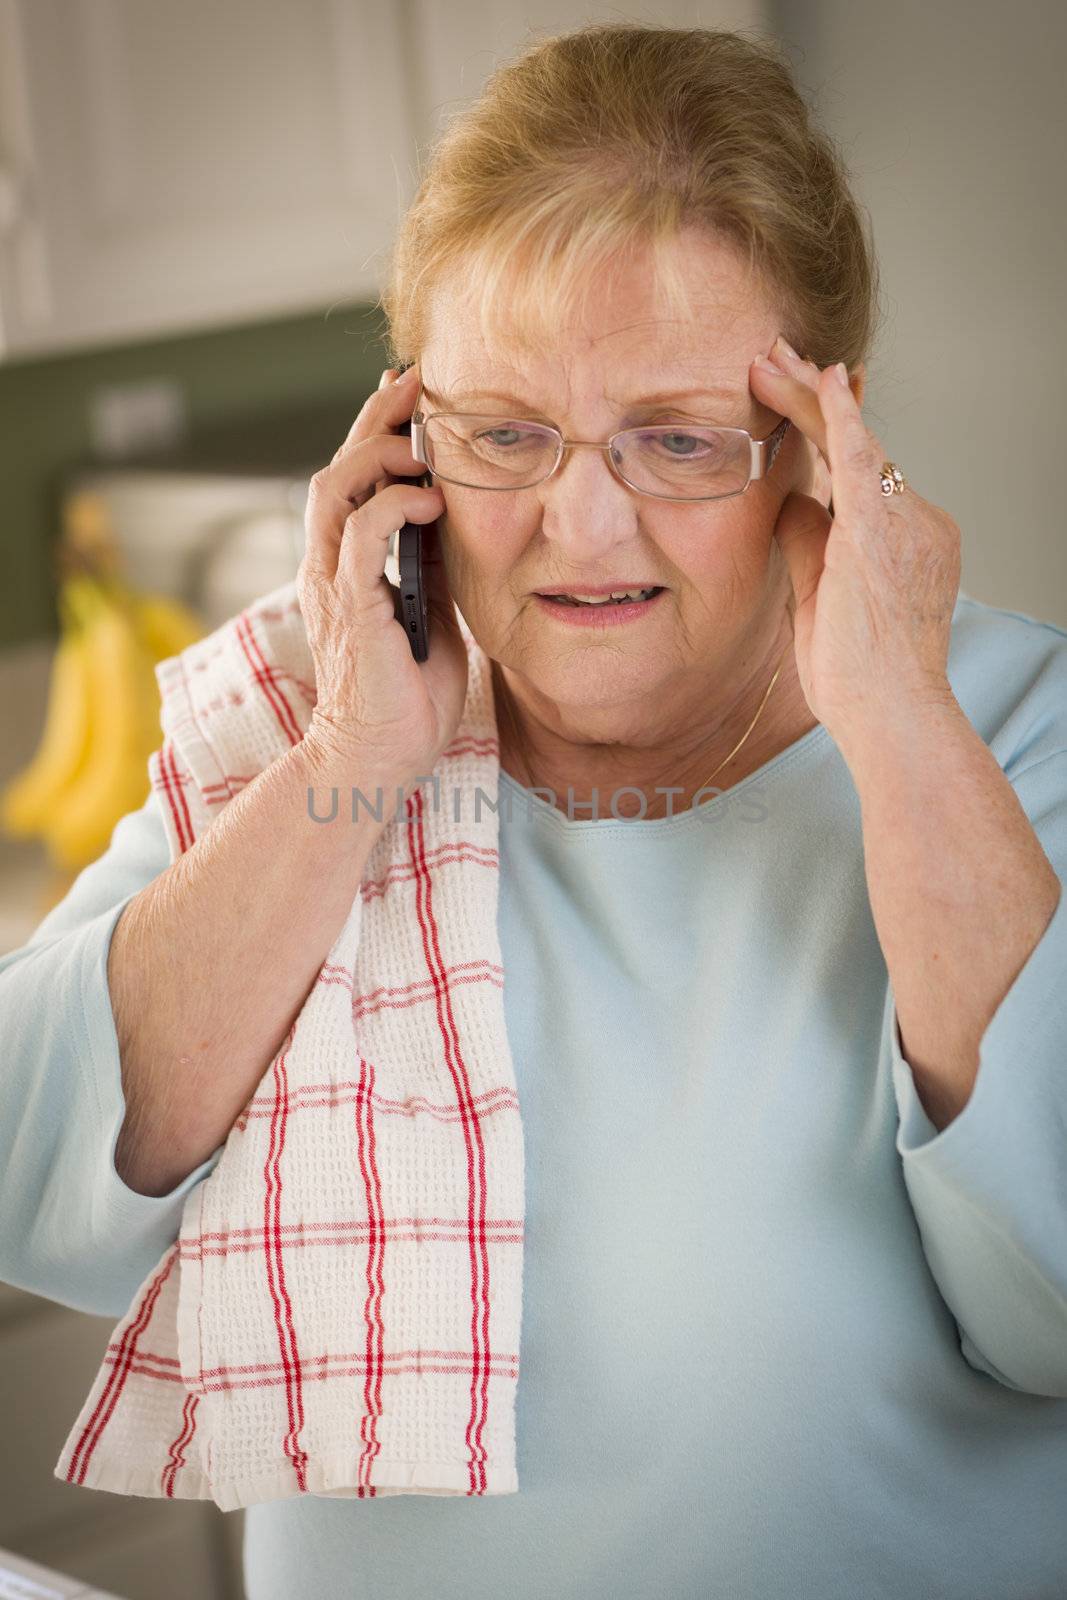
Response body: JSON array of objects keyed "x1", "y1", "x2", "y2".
[
  {"x1": 788, "y1": 430, "x2": 832, "y2": 511},
  {"x1": 849, "y1": 361, "x2": 867, "y2": 410}
]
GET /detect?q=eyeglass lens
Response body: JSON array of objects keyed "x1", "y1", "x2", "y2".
[{"x1": 421, "y1": 415, "x2": 751, "y2": 499}]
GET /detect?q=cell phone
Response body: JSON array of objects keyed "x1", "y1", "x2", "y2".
[{"x1": 392, "y1": 418, "x2": 433, "y2": 661}]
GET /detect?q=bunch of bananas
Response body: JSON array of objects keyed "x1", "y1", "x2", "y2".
[{"x1": 1, "y1": 574, "x2": 205, "y2": 874}]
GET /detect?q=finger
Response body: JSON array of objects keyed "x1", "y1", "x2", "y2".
[
  {"x1": 817, "y1": 365, "x2": 888, "y2": 532},
  {"x1": 749, "y1": 351, "x2": 831, "y2": 464},
  {"x1": 751, "y1": 341, "x2": 891, "y2": 529},
  {"x1": 336, "y1": 481, "x2": 443, "y2": 601},
  {"x1": 342, "y1": 364, "x2": 422, "y2": 499},
  {"x1": 329, "y1": 363, "x2": 422, "y2": 468},
  {"x1": 325, "y1": 429, "x2": 428, "y2": 506},
  {"x1": 304, "y1": 434, "x2": 441, "y2": 582},
  {"x1": 372, "y1": 368, "x2": 397, "y2": 493},
  {"x1": 751, "y1": 338, "x2": 878, "y2": 459}
]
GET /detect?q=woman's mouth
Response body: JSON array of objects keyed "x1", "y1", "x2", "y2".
[{"x1": 533, "y1": 586, "x2": 666, "y2": 625}]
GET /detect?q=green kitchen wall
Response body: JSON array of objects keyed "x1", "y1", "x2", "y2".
[{"x1": 0, "y1": 303, "x2": 392, "y2": 651}]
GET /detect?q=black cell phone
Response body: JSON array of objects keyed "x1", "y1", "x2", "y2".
[{"x1": 393, "y1": 418, "x2": 432, "y2": 661}]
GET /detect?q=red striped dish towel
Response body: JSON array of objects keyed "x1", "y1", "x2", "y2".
[{"x1": 54, "y1": 578, "x2": 524, "y2": 1510}]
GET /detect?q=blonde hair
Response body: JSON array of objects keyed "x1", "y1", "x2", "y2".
[{"x1": 379, "y1": 22, "x2": 882, "y2": 374}]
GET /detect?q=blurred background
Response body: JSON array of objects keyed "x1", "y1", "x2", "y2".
[{"x1": 0, "y1": 1, "x2": 1063, "y2": 1596}]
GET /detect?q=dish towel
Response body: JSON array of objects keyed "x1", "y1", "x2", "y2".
[{"x1": 55, "y1": 578, "x2": 525, "y2": 1510}]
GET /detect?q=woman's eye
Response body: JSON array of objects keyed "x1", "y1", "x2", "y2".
[
  {"x1": 480, "y1": 429, "x2": 523, "y2": 447},
  {"x1": 639, "y1": 430, "x2": 715, "y2": 458},
  {"x1": 474, "y1": 425, "x2": 545, "y2": 449}
]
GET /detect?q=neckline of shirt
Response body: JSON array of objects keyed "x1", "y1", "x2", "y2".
[{"x1": 494, "y1": 720, "x2": 833, "y2": 838}]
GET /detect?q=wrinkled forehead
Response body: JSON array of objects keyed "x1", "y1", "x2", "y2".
[{"x1": 420, "y1": 261, "x2": 778, "y2": 415}]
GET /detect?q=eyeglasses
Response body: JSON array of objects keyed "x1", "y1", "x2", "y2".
[{"x1": 410, "y1": 388, "x2": 790, "y2": 503}]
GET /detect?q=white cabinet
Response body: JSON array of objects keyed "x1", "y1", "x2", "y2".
[{"x1": 0, "y1": 0, "x2": 416, "y2": 359}]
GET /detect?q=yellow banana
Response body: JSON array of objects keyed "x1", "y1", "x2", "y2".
[
  {"x1": 129, "y1": 590, "x2": 206, "y2": 662},
  {"x1": 0, "y1": 577, "x2": 98, "y2": 839},
  {"x1": 41, "y1": 583, "x2": 164, "y2": 872}
]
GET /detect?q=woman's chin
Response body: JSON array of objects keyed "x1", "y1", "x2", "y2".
[{"x1": 508, "y1": 655, "x2": 673, "y2": 719}]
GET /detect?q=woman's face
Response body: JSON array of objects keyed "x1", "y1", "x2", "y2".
[{"x1": 418, "y1": 229, "x2": 824, "y2": 727}]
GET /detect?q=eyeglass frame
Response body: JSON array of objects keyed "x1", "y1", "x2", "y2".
[{"x1": 409, "y1": 386, "x2": 791, "y2": 503}]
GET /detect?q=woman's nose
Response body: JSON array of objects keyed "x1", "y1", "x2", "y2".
[{"x1": 536, "y1": 442, "x2": 641, "y2": 558}]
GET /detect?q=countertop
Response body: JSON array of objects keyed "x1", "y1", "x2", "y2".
[{"x1": 0, "y1": 1543, "x2": 123, "y2": 1598}]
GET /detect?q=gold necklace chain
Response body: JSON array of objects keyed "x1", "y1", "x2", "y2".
[{"x1": 494, "y1": 636, "x2": 794, "y2": 814}]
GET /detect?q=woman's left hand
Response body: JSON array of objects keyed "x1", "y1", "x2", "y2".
[{"x1": 749, "y1": 335, "x2": 962, "y2": 754}]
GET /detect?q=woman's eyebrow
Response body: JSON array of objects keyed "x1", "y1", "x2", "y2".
[{"x1": 419, "y1": 384, "x2": 742, "y2": 411}]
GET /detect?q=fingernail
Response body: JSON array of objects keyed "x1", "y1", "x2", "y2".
[
  {"x1": 378, "y1": 368, "x2": 394, "y2": 390},
  {"x1": 392, "y1": 366, "x2": 418, "y2": 385},
  {"x1": 774, "y1": 334, "x2": 801, "y2": 361},
  {"x1": 753, "y1": 355, "x2": 783, "y2": 376},
  {"x1": 834, "y1": 362, "x2": 850, "y2": 389}
]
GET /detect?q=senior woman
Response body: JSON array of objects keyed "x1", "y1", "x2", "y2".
[{"x1": 3, "y1": 21, "x2": 1067, "y2": 1600}]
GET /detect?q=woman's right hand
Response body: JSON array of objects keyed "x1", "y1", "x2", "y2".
[{"x1": 296, "y1": 363, "x2": 469, "y2": 801}]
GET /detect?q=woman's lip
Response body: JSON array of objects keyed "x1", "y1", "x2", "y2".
[
  {"x1": 534, "y1": 585, "x2": 665, "y2": 597},
  {"x1": 533, "y1": 589, "x2": 667, "y2": 626}
]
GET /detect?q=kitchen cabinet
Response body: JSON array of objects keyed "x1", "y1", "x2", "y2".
[
  {"x1": 0, "y1": 0, "x2": 416, "y2": 360},
  {"x1": 0, "y1": 0, "x2": 766, "y2": 362}
]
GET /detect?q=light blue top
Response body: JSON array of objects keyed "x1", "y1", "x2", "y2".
[{"x1": 2, "y1": 590, "x2": 1067, "y2": 1600}]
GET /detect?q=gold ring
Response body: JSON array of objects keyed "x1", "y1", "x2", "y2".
[{"x1": 880, "y1": 461, "x2": 906, "y2": 495}]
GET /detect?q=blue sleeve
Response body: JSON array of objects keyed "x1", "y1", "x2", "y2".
[
  {"x1": 0, "y1": 795, "x2": 225, "y2": 1319},
  {"x1": 887, "y1": 746, "x2": 1067, "y2": 1398}
]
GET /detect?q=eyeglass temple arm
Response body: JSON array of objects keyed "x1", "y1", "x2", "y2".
[{"x1": 750, "y1": 417, "x2": 791, "y2": 479}]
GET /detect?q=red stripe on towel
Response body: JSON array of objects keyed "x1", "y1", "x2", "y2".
[
  {"x1": 233, "y1": 1072, "x2": 516, "y2": 1134},
  {"x1": 236, "y1": 609, "x2": 302, "y2": 745},
  {"x1": 157, "y1": 740, "x2": 194, "y2": 853},
  {"x1": 178, "y1": 1208, "x2": 523, "y2": 1263},
  {"x1": 262, "y1": 1024, "x2": 309, "y2": 1492},
  {"x1": 407, "y1": 786, "x2": 493, "y2": 1496},
  {"x1": 161, "y1": 1392, "x2": 200, "y2": 1496},
  {"x1": 360, "y1": 842, "x2": 499, "y2": 902},
  {"x1": 66, "y1": 1247, "x2": 179, "y2": 1484},
  {"x1": 111, "y1": 1346, "x2": 522, "y2": 1392},
  {"x1": 354, "y1": 1051, "x2": 386, "y2": 1496}
]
